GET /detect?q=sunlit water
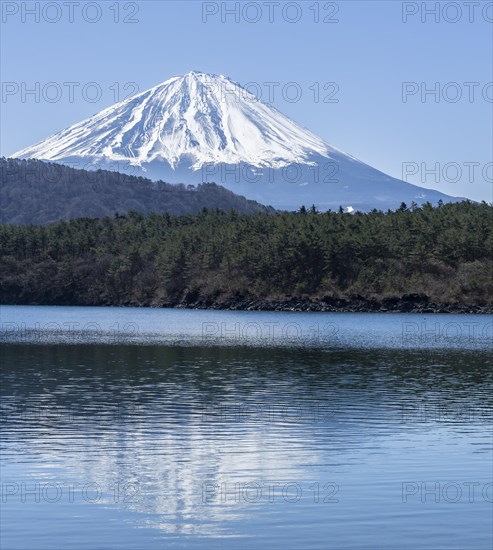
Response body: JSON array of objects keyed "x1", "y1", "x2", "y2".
[{"x1": 1, "y1": 306, "x2": 492, "y2": 549}]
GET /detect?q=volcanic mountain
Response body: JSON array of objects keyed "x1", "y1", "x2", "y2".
[{"x1": 12, "y1": 71, "x2": 465, "y2": 211}]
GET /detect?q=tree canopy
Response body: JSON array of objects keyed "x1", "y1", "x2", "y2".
[{"x1": 1, "y1": 201, "x2": 492, "y2": 307}]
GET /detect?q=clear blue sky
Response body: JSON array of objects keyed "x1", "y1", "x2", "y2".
[{"x1": 1, "y1": 0, "x2": 492, "y2": 201}]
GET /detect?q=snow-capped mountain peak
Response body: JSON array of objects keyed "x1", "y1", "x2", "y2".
[
  {"x1": 11, "y1": 71, "x2": 465, "y2": 211},
  {"x1": 13, "y1": 71, "x2": 337, "y2": 170}
]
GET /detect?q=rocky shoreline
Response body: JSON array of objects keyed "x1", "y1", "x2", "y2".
[
  {"x1": 164, "y1": 294, "x2": 493, "y2": 314},
  {"x1": 7, "y1": 293, "x2": 492, "y2": 314}
]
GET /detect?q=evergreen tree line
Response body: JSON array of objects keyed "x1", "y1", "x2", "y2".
[{"x1": 1, "y1": 200, "x2": 492, "y2": 307}]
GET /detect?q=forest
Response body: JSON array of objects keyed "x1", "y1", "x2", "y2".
[
  {"x1": 0, "y1": 157, "x2": 273, "y2": 225},
  {"x1": 1, "y1": 200, "x2": 492, "y2": 310}
]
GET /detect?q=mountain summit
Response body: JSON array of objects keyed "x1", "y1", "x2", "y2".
[
  {"x1": 13, "y1": 71, "x2": 343, "y2": 169},
  {"x1": 12, "y1": 71, "x2": 465, "y2": 211}
]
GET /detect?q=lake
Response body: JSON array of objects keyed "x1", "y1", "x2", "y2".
[{"x1": 1, "y1": 306, "x2": 492, "y2": 549}]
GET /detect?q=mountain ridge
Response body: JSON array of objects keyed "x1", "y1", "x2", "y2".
[{"x1": 0, "y1": 157, "x2": 275, "y2": 225}]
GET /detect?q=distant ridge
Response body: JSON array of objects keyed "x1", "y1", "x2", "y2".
[{"x1": 0, "y1": 158, "x2": 275, "y2": 225}]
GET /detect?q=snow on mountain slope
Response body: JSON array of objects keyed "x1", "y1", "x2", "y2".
[
  {"x1": 11, "y1": 71, "x2": 466, "y2": 211},
  {"x1": 13, "y1": 71, "x2": 355, "y2": 170}
]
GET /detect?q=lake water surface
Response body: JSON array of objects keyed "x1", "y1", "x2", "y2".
[{"x1": 1, "y1": 306, "x2": 492, "y2": 549}]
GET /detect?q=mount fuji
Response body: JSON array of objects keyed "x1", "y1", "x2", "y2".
[{"x1": 12, "y1": 71, "x2": 465, "y2": 211}]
